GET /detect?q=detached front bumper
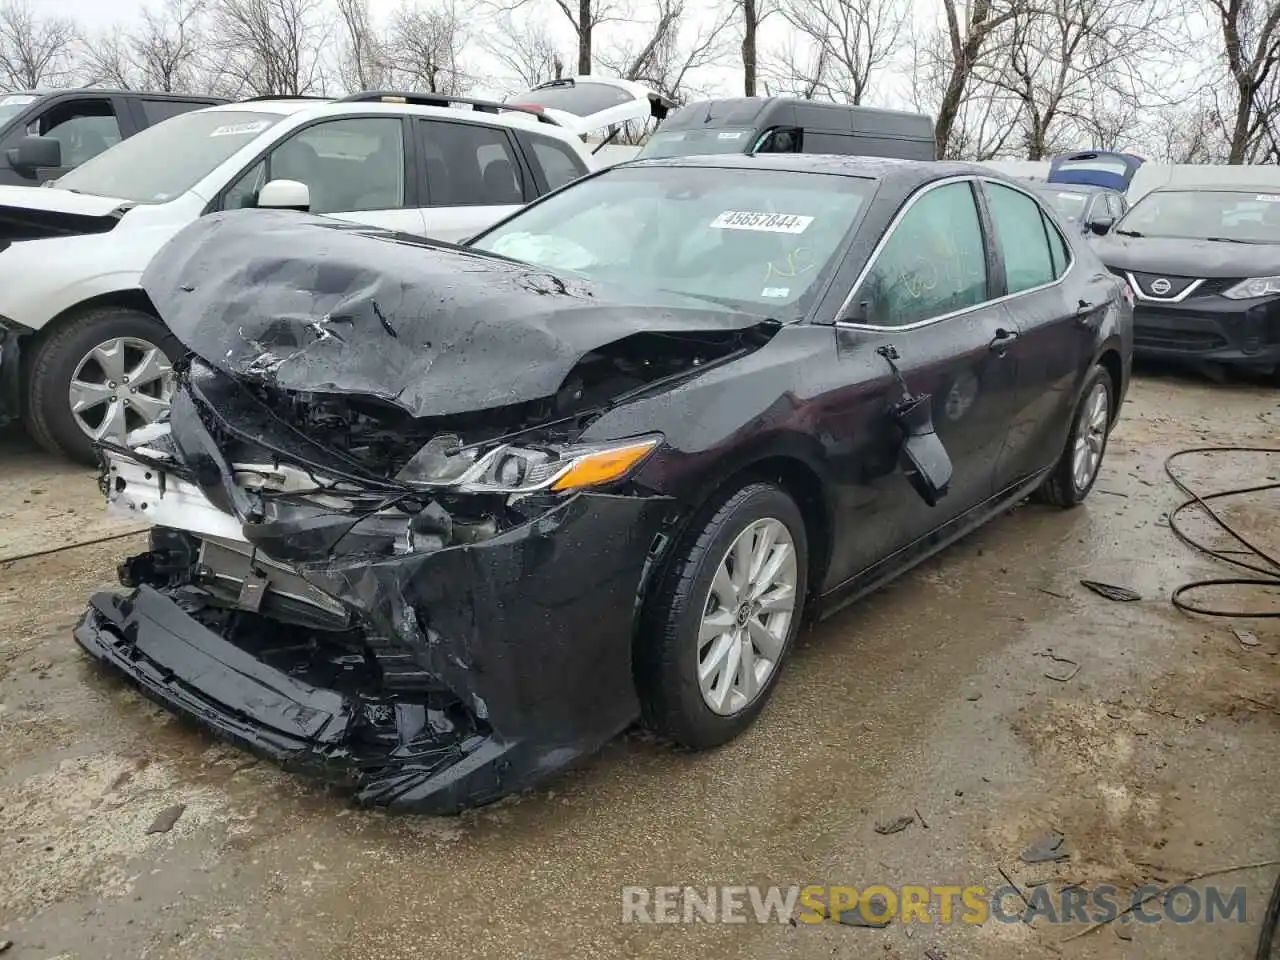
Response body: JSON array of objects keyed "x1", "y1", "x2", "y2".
[
  {"x1": 0, "y1": 316, "x2": 31, "y2": 428},
  {"x1": 76, "y1": 487, "x2": 673, "y2": 813}
]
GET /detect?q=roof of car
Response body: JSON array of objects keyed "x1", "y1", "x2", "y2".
[{"x1": 624, "y1": 153, "x2": 1005, "y2": 187}]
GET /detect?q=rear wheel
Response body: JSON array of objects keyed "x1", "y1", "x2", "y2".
[
  {"x1": 636, "y1": 482, "x2": 809, "y2": 749},
  {"x1": 25, "y1": 307, "x2": 180, "y2": 465},
  {"x1": 1034, "y1": 364, "x2": 1113, "y2": 508}
]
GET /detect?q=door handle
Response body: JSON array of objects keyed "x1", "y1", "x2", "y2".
[{"x1": 988, "y1": 327, "x2": 1018, "y2": 354}]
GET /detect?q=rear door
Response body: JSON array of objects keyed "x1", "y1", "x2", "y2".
[
  {"x1": 825, "y1": 177, "x2": 1023, "y2": 583},
  {"x1": 416, "y1": 118, "x2": 534, "y2": 242},
  {"x1": 978, "y1": 177, "x2": 1110, "y2": 487}
]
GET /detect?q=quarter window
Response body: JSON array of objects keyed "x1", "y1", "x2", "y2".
[
  {"x1": 1044, "y1": 211, "x2": 1071, "y2": 278},
  {"x1": 986, "y1": 182, "x2": 1057, "y2": 294},
  {"x1": 857, "y1": 181, "x2": 988, "y2": 327},
  {"x1": 525, "y1": 133, "x2": 586, "y2": 191}
]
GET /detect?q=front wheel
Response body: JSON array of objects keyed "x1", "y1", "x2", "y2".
[
  {"x1": 636, "y1": 482, "x2": 809, "y2": 749},
  {"x1": 1034, "y1": 364, "x2": 1114, "y2": 508},
  {"x1": 24, "y1": 307, "x2": 181, "y2": 465}
]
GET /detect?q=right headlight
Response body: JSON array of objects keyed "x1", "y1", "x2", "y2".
[
  {"x1": 1222, "y1": 276, "x2": 1280, "y2": 299},
  {"x1": 400, "y1": 434, "x2": 663, "y2": 495}
]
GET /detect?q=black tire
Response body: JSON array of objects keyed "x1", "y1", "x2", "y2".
[
  {"x1": 24, "y1": 306, "x2": 181, "y2": 466},
  {"x1": 1033, "y1": 364, "x2": 1114, "y2": 508},
  {"x1": 636, "y1": 481, "x2": 809, "y2": 750}
]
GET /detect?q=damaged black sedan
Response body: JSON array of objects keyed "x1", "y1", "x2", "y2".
[{"x1": 76, "y1": 156, "x2": 1133, "y2": 813}]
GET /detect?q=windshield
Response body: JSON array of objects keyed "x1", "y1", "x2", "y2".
[
  {"x1": 1037, "y1": 188, "x2": 1089, "y2": 222},
  {"x1": 1115, "y1": 189, "x2": 1280, "y2": 243},
  {"x1": 509, "y1": 80, "x2": 636, "y2": 117},
  {"x1": 0, "y1": 93, "x2": 37, "y2": 127},
  {"x1": 54, "y1": 110, "x2": 284, "y2": 203},
  {"x1": 470, "y1": 165, "x2": 872, "y2": 316},
  {"x1": 637, "y1": 127, "x2": 758, "y2": 159}
]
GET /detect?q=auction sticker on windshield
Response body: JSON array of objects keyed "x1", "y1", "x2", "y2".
[
  {"x1": 711, "y1": 211, "x2": 814, "y2": 233},
  {"x1": 210, "y1": 121, "x2": 272, "y2": 138},
  {"x1": 1257, "y1": 194, "x2": 1280, "y2": 202}
]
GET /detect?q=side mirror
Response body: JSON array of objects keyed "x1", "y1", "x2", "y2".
[
  {"x1": 256, "y1": 179, "x2": 310, "y2": 212},
  {"x1": 7, "y1": 134, "x2": 62, "y2": 172},
  {"x1": 892, "y1": 394, "x2": 951, "y2": 506},
  {"x1": 1088, "y1": 215, "x2": 1114, "y2": 236}
]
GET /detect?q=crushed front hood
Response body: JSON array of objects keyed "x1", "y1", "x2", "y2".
[{"x1": 142, "y1": 209, "x2": 767, "y2": 418}]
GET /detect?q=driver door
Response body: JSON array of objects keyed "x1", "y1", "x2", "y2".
[{"x1": 823, "y1": 178, "x2": 1023, "y2": 585}]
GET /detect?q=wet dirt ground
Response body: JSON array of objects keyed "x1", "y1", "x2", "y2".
[{"x1": 1, "y1": 367, "x2": 1277, "y2": 960}]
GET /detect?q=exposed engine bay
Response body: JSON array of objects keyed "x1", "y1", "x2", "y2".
[{"x1": 237, "y1": 328, "x2": 766, "y2": 480}]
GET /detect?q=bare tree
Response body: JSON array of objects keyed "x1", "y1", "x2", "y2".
[
  {"x1": 913, "y1": 0, "x2": 1031, "y2": 159},
  {"x1": 1204, "y1": 0, "x2": 1280, "y2": 162},
  {"x1": 336, "y1": 0, "x2": 390, "y2": 91},
  {"x1": 599, "y1": 0, "x2": 732, "y2": 101},
  {"x1": 495, "y1": 0, "x2": 628, "y2": 75},
  {"x1": 84, "y1": 0, "x2": 208, "y2": 92},
  {"x1": 779, "y1": 0, "x2": 908, "y2": 104},
  {"x1": 760, "y1": 32, "x2": 830, "y2": 97},
  {"x1": 734, "y1": 0, "x2": 780, "y2": 95},
  {"x1": 0, "y1": 0, "x2": 78, "y2": 90},
  {"x1": 209, "y1": 0, "x2": 327, "y2": 96},
  {"x1": 979, "y1": 0, "x2": 1174, "y2": 159},
  {"x1": 483, "y1": 10, "x2": 565, "y2": 88},
  {"x1": 390, "y1": 0, "x2": 472, "y2": 95}
]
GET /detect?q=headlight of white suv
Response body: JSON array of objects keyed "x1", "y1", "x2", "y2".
[{"x1": 1222, "y1": 276, "x2": 1280, "y2": 299}]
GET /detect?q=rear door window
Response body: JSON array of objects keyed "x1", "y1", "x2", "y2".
[
  {"x1": 985, "y1": 182, "x2": 1058, "y2": 293},
  {"x1": 419, "y1": 119, "x2": 526, "y2": 206},
  {"x1": 141, "y1": 99, "x2": 210, "y2": 126}
]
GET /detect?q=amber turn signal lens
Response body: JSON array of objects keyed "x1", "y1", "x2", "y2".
[{"x1": 549, "y1": 439, "x2": 660, "y2": 492}]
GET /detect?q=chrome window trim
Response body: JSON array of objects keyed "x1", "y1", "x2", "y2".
[
  {"x1": 835, "y1": 174, "x2": 1075, "y2": 332},
  {"x1": 1125, "y1": 272, "x2": 1205, "y2": 303}
]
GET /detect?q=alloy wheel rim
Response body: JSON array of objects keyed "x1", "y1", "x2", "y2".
[
  {"x1": 68, "y1": 337, "x2": 174, "y2": 445},
  {"x1": 697, "y1": 517, "x2": 799, "y2": 716},
  {"x1": 1071, "y1": 381, "x2": 1110, "y2": 491}
]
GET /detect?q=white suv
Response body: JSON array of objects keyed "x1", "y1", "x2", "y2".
[{"x1": 0, "y1": 80, "x2": 666, "y2": 463}]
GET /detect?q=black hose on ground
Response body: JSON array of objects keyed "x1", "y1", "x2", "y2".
[
  {"x1": 1163, "y1": 446, "x2": 1280, "y2": 958},
  {"x1": 1163, "y1": 445, "x2": 1280, "y2": 618}
]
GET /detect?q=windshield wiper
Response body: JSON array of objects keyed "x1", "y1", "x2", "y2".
[
  {"x1": 1204, "y1": 236, "x2": 1256, "y2": 244},
  {"x1": 1114, "y1": 229, "x2": 1143, "y2": 237}
]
